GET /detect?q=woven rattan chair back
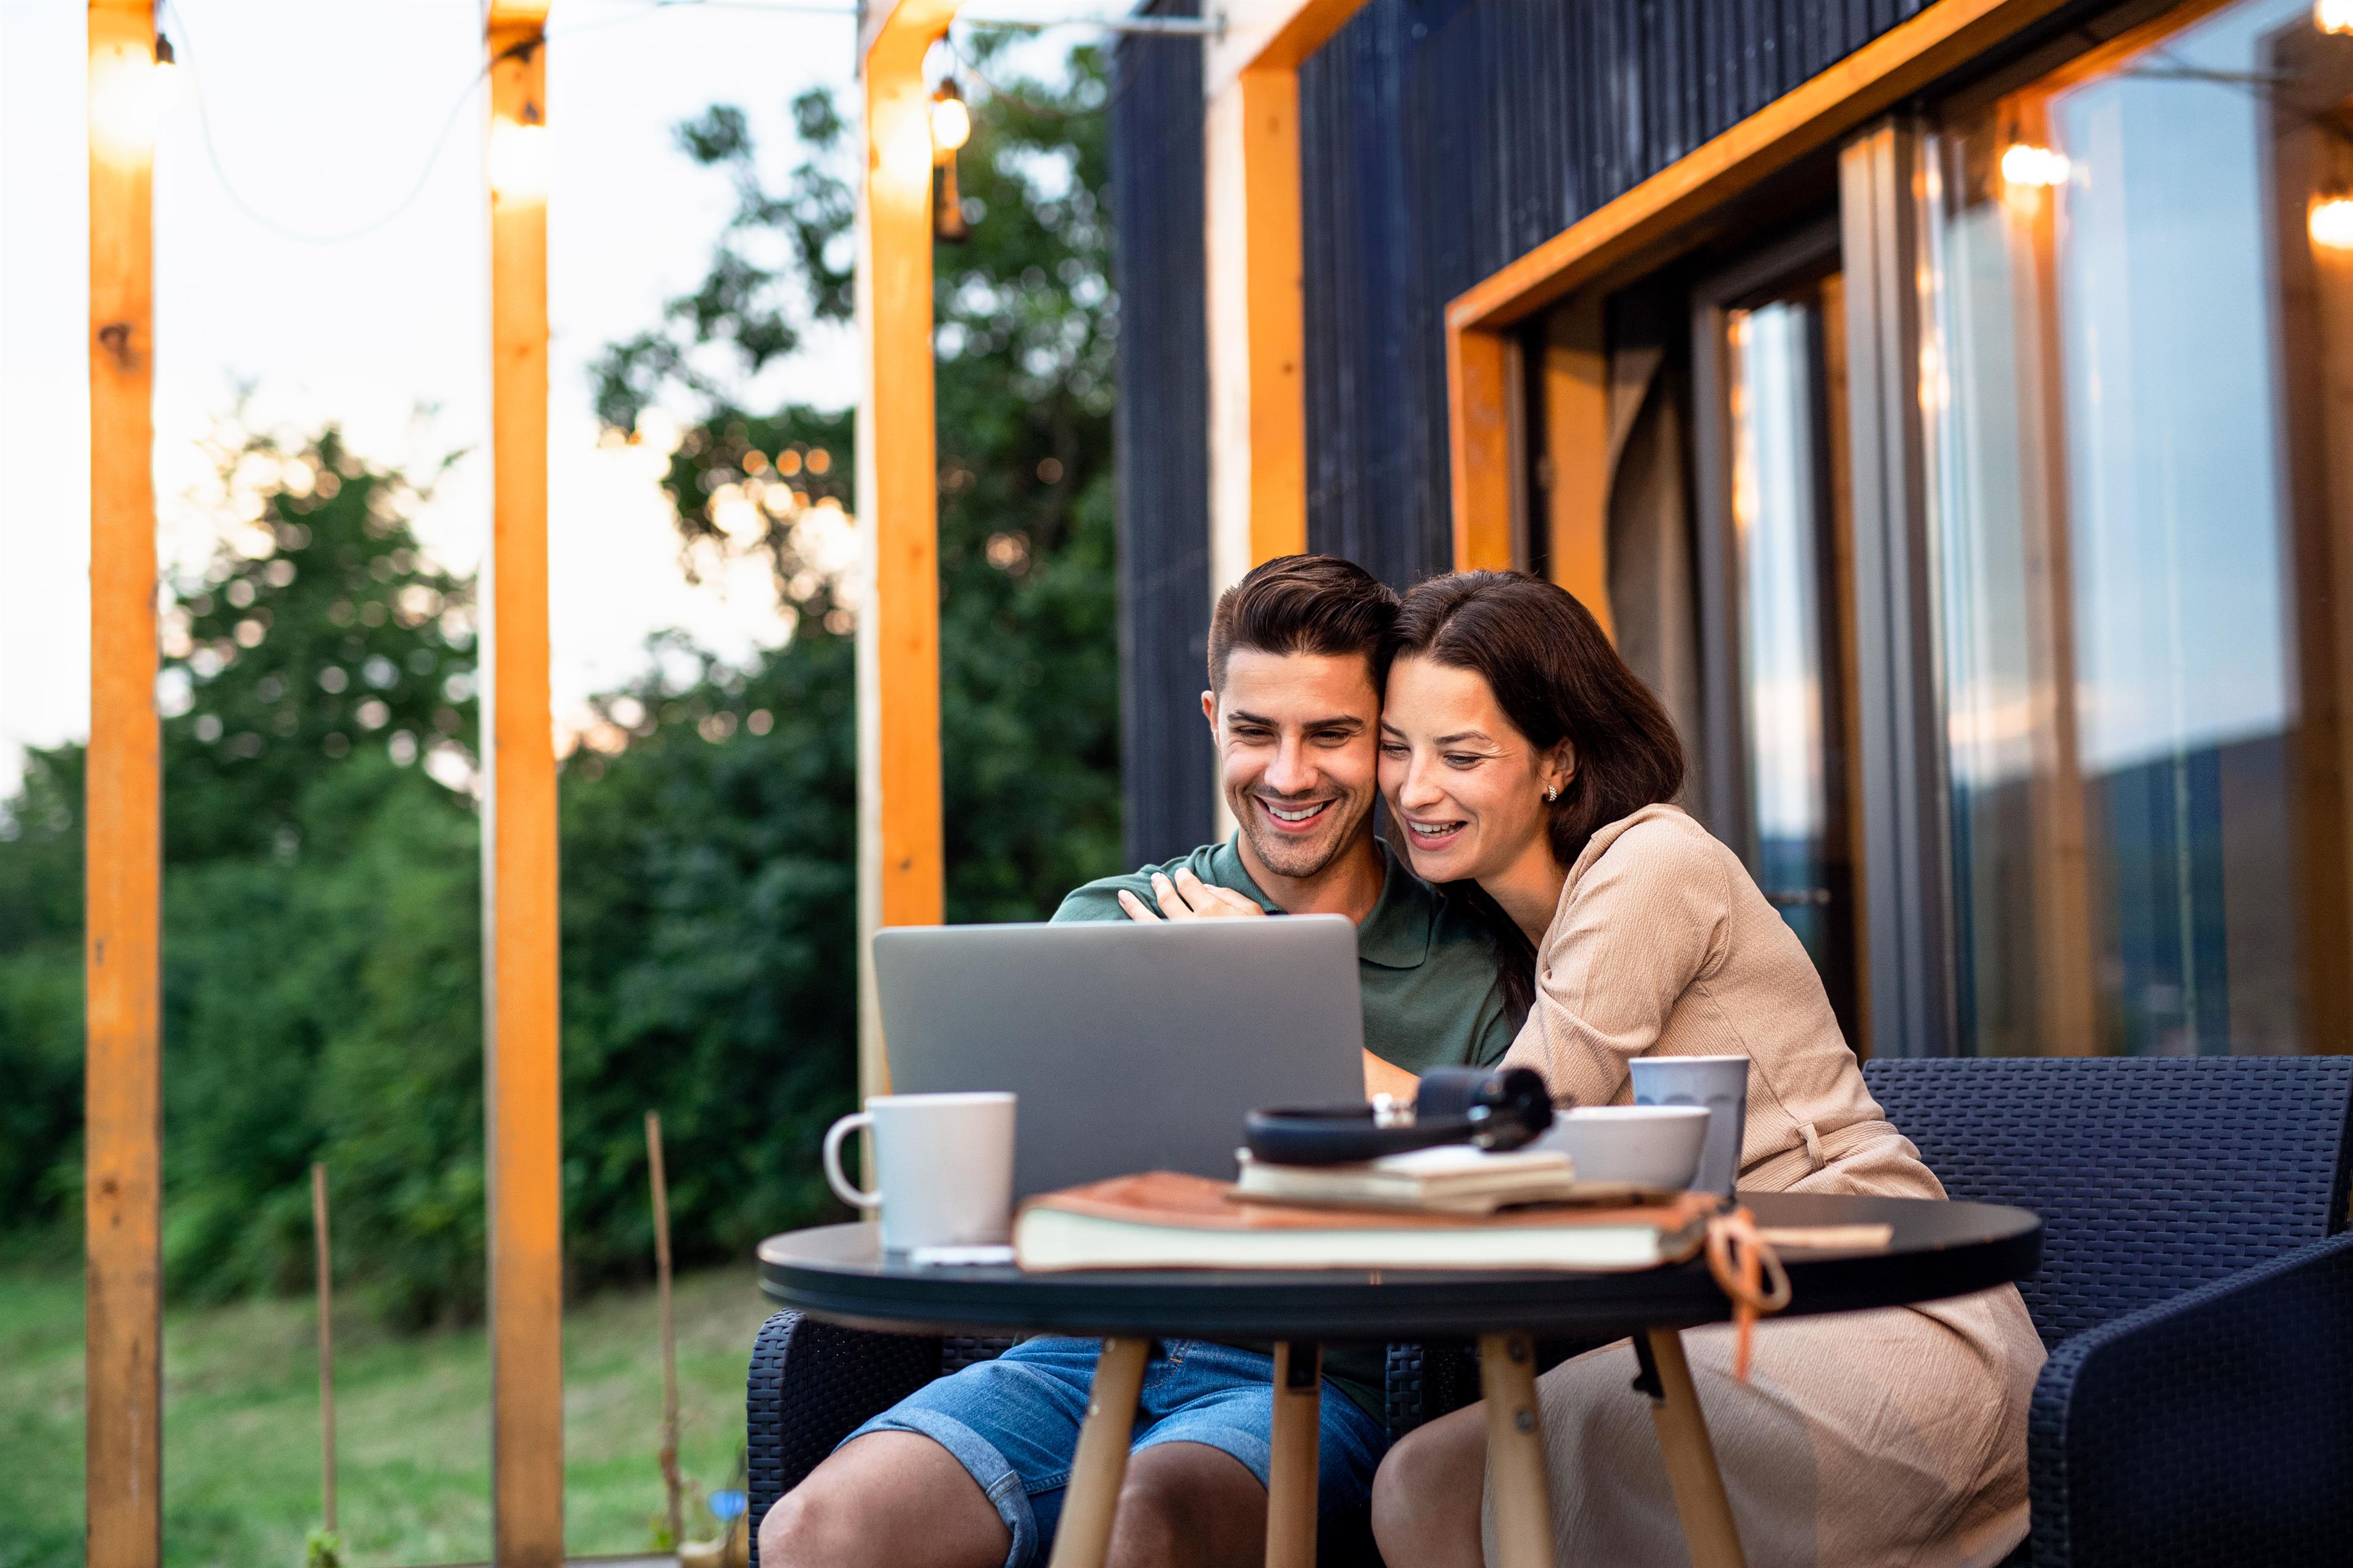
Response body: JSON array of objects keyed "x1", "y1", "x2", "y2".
[{"x1": 1862, "y1": 1056, "x2": 2353, "y2": 1349}]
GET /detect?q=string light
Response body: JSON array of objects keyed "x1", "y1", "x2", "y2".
[
  {"x1": 931, "y1": 77, "x2": 970, "y2": 244},
  {"x1": 2318, "y1": 0, "x2": 2353, "y2": 34},
  {"x1": 88, "y1": 36, "x2": 168, "y2": 157},
  {"x1": 490, "y1": 112, "x2": 551, "y2": 203},
  {"x1": 2000, "y1": 143, "x2": 2071, "y2": 189},
  {"x1": 930, "y1": 78, "x2": 971, "y2": 155},
  {"x1": 2313, "y1": 195, "x2": 2353, "y2": 252}
]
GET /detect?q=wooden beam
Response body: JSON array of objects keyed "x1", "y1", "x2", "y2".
[
  {"x1": 1537, "y1": 300, "x2": 1612, "y2": 630},
  {"x1": 85, "y1": 7, "x2": 162, "y2": 1566},
  {"x1": 1447, "y1": 325, "x2": 1514, "y2": 572},
  {"x1": 483, "y1": 6, "x2": 564, "y2": 1566},
  {"x1": 856, "y1": 0, "x2": 958, "y2": 1102}
]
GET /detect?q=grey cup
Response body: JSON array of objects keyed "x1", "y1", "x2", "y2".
[{"x1": 1629, "y1": 1056, "x2": 1749, "y2": 1195}]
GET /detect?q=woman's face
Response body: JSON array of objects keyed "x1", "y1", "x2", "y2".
[{"x1": 1378, "y1": 654, "x2": 1569, "y2": 885}]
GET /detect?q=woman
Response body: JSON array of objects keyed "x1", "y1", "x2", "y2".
[{"x1": 1368, "y1": 571, "x2": 2043, "y2": 1568}]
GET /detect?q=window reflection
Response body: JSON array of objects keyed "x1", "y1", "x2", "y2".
[
  {"x1": 1724, "y1": 283, "x2": 1862, "y2": 1039},
  {"x1": 1927, "y1": 0, "x2": 2353, "y2": 1053}
]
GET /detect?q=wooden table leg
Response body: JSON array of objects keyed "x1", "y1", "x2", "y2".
[
  {"x1": 1479, "y1": 1332, "x2": 1554, "y2": 1568},
  {"x1": 1639, "y1": 1328, "x2": 1747, "y2": 1568},
  {"x1": 1046, "y1": 1336, "x2": 1151, "y2": 1568},
  {"x1": 1265, "y1": 1342, "x2": 1320, "y2": 1568}
]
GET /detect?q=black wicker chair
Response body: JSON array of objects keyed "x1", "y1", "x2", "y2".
[
  {"x1": 748, "y1": 1056, "x2": 2353, "y2": 1568},
  {"x1": 1862, "y1": 1056, "x2": 2353, "y2": 1568}
]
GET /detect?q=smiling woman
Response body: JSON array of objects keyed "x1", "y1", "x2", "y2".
[{"x1": 1380, "y1": 571, "x2": 1686, "y2": 949}]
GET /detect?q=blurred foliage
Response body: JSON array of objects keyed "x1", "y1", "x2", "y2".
[
  {"x1": 0, "y1": 41, "x2": 1121, "y2": 1325},
  {"x1": 591, "y1": 42, "x2": 1122, "y2": 918}
]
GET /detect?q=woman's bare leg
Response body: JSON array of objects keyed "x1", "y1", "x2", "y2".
[{"x1": 1370, "y1": 1400, "x2": 1488, "y2": 1568}]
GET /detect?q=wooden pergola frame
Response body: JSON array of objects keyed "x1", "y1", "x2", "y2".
[
  {"x1": 82, "y1": 2, "x2": 569, "y2": 1564},
  {"x1": 852, "y1": 0, "x2": 1372, "y2": 1092},
  {"x1": 81, "y1": 0, "x2": 1374, "y2": 1558}
]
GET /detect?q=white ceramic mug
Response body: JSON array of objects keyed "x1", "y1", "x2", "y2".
[
  {"x1": 1630, "y1": 1056, "x2": 1749, "y2": 1195},
  {"x1": 822, "y1": 1091, "x2": 1017, "y2": 1252}
]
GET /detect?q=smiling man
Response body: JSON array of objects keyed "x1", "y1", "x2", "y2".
[{"x1": 759, "y1": 556, "x2": 1524, "y2": 1568}]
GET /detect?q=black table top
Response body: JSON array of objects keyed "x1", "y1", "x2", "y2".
[{"x1": 757, "y1": 1191, "x2": 2041, "y2": 1342}]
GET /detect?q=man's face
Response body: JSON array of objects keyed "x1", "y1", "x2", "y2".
[{"x1": 1203, "y1": 648, "x2": 1382, "y2": 882}]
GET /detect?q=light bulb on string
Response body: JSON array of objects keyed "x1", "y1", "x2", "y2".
[
  {"x1": 2313, "y1": 194, "x2": 2353, "y2": 252},
  {"x1": 931, "y1": 77, "x2": 970, "y2": 243},
  {"x1": 490, "y1": 104, "x2": 551, "y2": 203},
  {"x1": 931, "y1": 77, "x2": 971, "y2": 157},
  {"x1": 89, "y1": 36, "x2": 166, "y2": 158},
  {"x1": 2001, "y1": 143, "x2": 2071, "y2": 189}
]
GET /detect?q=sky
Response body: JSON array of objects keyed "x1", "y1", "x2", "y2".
[{"x1": 1, "y1": 0, "x2": 880, "y2": 797}]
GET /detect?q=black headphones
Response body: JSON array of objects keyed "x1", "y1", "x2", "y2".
[{"x1": 1244, "y1": 1065, "x2": 1555, "y2": 1166}]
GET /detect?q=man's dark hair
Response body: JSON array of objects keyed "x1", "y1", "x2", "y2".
[{"x1": 1205, "y1": 555, "x2": 1400, "y2": 692}]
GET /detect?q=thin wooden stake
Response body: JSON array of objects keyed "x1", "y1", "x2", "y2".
[
  {"x1": 312, "y1": 1162, "x2": 338, "y2": 1536},
  {"x1": 647, "y1": 1112, "x2": 681, "y2": 1551}
]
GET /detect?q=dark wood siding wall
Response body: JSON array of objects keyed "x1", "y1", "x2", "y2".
[
  {"x1": 1110, "y1": 3, "x2": 1216, "y2": 865},
  {"x1": 1297, "y1": 0, "x2": 1939, "y2": 580},
  {"x1": 1107, "y1": 0, "x2": 1958, "y2": 850}
]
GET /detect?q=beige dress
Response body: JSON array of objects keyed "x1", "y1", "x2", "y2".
[{"x1": 1493, "y1": 804, "x2": 2044, "y2": 1568}]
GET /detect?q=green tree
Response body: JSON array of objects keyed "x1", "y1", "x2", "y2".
[
  {"x1": 547, "y1": 41, "x2": 1127, "y2": 1285},
  {"x1": 593, "y1": 41, "x2": 1123, "y2": 923}
]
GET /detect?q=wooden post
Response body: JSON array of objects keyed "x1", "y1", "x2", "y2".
[
  {"x1": 646, "y1": 1112, "x2": 682, "y2": 1551},
  {"x1": 1203, "y1": 64, "x2": 1308, "y2": 593},
  {"x1": 854, "y1": 0, "x2": 957, "y2": 1107},
  {"x1": 85, "y1": 6, "x2": 162, "y2": 1567},
  {"x1": 1044, "y1": 1337, "x2": 1150, "y2": 1568},
  {"x1": 1447, "y1": 326, "x2": 1518, "y2": 574},
  {"x1": 1477, "y1": 1333, "x2": 1553, "y2": 1568},
  {"x1": 1200, "y1": 0, "x2": 1373, "y2": 598},
  {"x1": 1264, "y1": 1343, "x2": 1320, "y2": 1568},
  {"x1": 484, "y1": 6, "x2": 564, "y2": 1567}
]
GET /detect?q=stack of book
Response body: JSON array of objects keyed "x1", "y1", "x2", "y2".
[{"x1": 1013, "y1": 1155, "x2": 1716, "y2": 1273}]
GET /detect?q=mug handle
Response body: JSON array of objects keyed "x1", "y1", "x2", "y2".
[{"x1": 822, "y1": 1112, "x2": 880, "y2": 1211}]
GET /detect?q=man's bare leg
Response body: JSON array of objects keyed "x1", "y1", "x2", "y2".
[
  {"x1": 1106, "y1": 1442, "x2": 1268, "y2": 1568},
  {"x1": 760, "y1": 1432, "x2": 1010, "y2": 1568},
  {"x1": 1369, "y1": 1400, "x2": 1488, "y2": 1568}
]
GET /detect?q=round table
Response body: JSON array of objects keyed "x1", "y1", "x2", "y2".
[{"x1": 759, "y1": 1191, "x2": 2040, "y2": 1568}]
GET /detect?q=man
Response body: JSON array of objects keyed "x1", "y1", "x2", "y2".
[{"x1": 761, "y1": 556, "x2": 1524, "y2": 1568}]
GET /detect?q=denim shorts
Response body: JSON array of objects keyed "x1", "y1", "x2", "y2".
[{"x1": 841, "y1": 1336, "x2": 1387, "y2": 1568}]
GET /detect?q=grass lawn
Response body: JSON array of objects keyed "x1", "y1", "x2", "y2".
[{"x1": 0, "y1": 1262, "x2": 775, "y2": 1568}]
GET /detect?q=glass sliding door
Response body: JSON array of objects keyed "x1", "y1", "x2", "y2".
[
  {"x1": 1923, "y1": 0, "x2": 2353, "y2": 1053},
  {"x1": 1694, "y1": 229, "x2": 1866, "y2": 1044}
]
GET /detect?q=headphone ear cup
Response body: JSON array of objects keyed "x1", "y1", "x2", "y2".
[
  {"x1": 1411, "y1": 1065, "x2": 1492, "y2": 1123},
  {"x1": 1478, "y1": 1066, "x2": 1555, "y2": 1149}
]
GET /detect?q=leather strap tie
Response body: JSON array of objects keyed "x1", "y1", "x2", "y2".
[{"x1": 1705, "y1": 1205, "x2": 1792, "y2": 1381}]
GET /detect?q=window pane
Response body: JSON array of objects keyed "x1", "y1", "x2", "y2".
[{"x1": 1927, "y1": 0, "x2": 2353, "y2": 1054}]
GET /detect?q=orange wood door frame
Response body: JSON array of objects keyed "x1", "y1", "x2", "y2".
[
  {"x1": 85, "y1": 6, "x2": 163, "y2": 1565},
  {"x1": 1444, "y1": 0, "x2": 2075, "y2": 588},
  {"x1": 855, "y1": 0, "x2": 958, "y2": 1102},
  {"x1": 484, "y1": 5, "x2": 565, "y2": 1565},
  {"x1": 1203, "y1": 0, "x2": 1372, "y2": 594}
]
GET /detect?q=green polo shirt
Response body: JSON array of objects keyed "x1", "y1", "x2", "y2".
[
  {"x1": 1051, "y1": 833, "x2": 1527, "y2": 1422},
  {"x1": 1051, "y1": 834, "x2": 1521, "y2": 1074}
]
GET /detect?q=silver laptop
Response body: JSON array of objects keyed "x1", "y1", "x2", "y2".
[{"x1": 874, "y1": 915, "x2": 1364, "y2": 1198}]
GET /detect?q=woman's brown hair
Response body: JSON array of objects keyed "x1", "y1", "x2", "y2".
[{"x1": 1390, "y1": 571, "x2": 1687, "y2": 1010}]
